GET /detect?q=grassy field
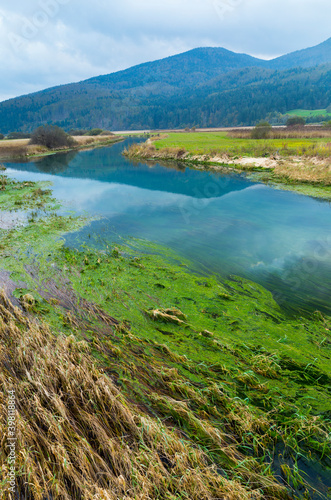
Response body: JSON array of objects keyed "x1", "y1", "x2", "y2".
[
  {"x1": 153, "y1": 131, "x2": 331, "y2": 158},
  {"x1": 0, "y1": 175, "x2": 331, "y2": 498},
  {"x1": 125, "y1": 131, "x2": 331, "y2": 199},
  {"x1": 288, "y1": 109, "x2": 331, "y2": 118}
]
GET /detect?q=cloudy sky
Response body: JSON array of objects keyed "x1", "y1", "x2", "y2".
[{"x1": 0, "y1": 0, "x2": 330, "y2": 102}]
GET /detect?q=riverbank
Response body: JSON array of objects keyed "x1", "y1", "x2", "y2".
[
  {"x1": 0, "y1": 170, "x2": 331, "y2": 498},
  {"x1": 124, "y1": 132, "x2": 331, "y2": 200},
  {"x1": 0, "y1": 134, "x2": 124, "y2": 161}
]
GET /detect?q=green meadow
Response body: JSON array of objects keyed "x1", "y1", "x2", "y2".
[
  {"x1": 154, "y1": 131, "x2": 331, "y2": 158},
  {"x1": 288, "y1": 109, "x2": 331, "y2": 118}
]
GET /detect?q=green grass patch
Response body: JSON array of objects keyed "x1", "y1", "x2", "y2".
[
  {"x1": 154, "y1": 132, "x2": 331, "y2": 158},
  {"x1": 288, "y1": 108, "x2": 331, "y2": 118}
]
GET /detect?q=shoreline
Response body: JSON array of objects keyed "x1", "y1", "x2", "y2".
[
  {"x1": 0, "y1": 135, "x2": 124, "y2": 162},
  {"x1": 124, "y1": 143, "x2": 331, "y2": 200}
]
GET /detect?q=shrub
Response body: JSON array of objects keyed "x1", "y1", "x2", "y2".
[
  {"x1": 84, "y1": 128, "x2": 104, "y2": 136},
  {"x1": 100, "y1": 130, "x2": 114, "y2": 136},
  {"x1": 286, "y1": 116, "x2": 306, "y2": 128},
  {"x1": 68, "y1": 129, "x2": 87, "y2": 136},
  {"x1": 7, "y1": 132, "x2": 31, "y2": 139},
  {"x1": 251, "y1": 121, "x2": 272, "y2": 139},
  {"x1": 30, "y1": 125, "x2": 76, "y2": 149}
]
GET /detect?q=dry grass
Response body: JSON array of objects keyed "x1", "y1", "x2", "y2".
[
  {"x1": 73, "y1": 135, "x2": 117, "y2": 146},
  {"x1": 0, "y1": 135, "x2": 119, "y2": 160},
  {"x1": 125, "y1": 137, "x2": 331, "y2": 185},
  {"x1": 0, "y1": 291, "x2": 288, "y2": 499},
  {"x1": 149, "y1": 134, "x2": 169, "y2": 142},
  {"x1": 228, "y1": 128, "x2": 331, "y2": 139},
  {"x1": 124, "y1": 143, "x2": 187, "y2": 160},
  {"x1": 0, "y1": 139, "x2": 30, "y2": 148},
  {"x1": 0, "y1": 140, "x2": 28, "y2": 160},
  {"x1": 273, "y1": 158, "x2": 331, "y2": 185},
  {"x1": 146, "y1": 307, "x2": 187, "y2": 325},
  {"x1": 0, "y1": 139, "x2": 51, "y2": 160}
]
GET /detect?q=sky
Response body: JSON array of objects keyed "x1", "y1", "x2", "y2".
[{"x1": 0, "y1": 0, "x2": 330, "y2": 102}]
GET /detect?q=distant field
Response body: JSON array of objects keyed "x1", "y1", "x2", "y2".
[
  {"x1": 288, "y1": 109, "x2": 331, "y2": 118},
  {"x1": 154, "y1": 132, "x2": 331, "y2": 157}
]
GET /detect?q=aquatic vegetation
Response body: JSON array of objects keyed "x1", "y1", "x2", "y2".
[
  {"x1": 146, "y1": 307, "x2": 188, "y2": 325},
  {"x1": 0, "y1": 177, "x2": 331, "y2": 498}
]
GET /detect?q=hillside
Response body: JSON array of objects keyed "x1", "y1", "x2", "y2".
[
  {"x1": 0, "y1": 38, "x2": 331, "y2": 132},
  {"x1": 269, "y1": 37, "x2": 331, "y2": 70}
]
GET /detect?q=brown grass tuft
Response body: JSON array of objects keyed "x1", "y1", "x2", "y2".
[
  {"x1": 0, "y1": 291, "x2": 289, "y2": 499},
  {"x1": 146, "y1": 307, "x2": 187, "y2": 325},
  {"x1": 272, "y1": 158, "x2": 331, "y2": 185}
]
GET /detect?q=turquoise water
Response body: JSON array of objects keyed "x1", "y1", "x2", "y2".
[{"x1": 5, "y1": 139, "x2": 331, "y2": 314}]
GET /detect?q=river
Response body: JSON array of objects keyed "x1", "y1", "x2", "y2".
[{"x1": 4, "y1": 138, "x2": 331, "y2": 315}]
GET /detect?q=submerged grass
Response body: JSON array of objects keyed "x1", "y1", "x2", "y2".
[
  {"x1": 3, "y1": 291, "x2": 283, "y2": 500},
  {"x1": 0, "y1": 176, "x2": 331, "y2": 499}
]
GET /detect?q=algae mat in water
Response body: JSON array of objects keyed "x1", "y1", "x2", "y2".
[{"x1": 0, "y1": 175, "x2": 330, "y2": 498}]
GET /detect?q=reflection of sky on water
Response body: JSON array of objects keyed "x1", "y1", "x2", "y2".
[{"x1": 4, "y1": 140, "x2": 331, "y2": 313}]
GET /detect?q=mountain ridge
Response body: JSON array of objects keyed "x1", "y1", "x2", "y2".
[{"x1": 0, "y1": 37, "x2": 330, "y2": 132}]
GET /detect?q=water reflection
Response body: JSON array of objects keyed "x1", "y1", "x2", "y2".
[
  {"x1": 4, "y1": 139, "x2": 331, "y2": 315},
  {"x1": 34, "y1": 151, "x2": 79, "y2": 174}
]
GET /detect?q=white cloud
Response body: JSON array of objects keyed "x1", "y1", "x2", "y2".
[{"x1": 0, "y1": 0, "x2": 330, "y2": 101}]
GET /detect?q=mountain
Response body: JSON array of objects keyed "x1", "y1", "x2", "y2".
[
  {"x1": 0, "y1": 38, "x2": 331, "y2": 133},
  {"x1": 269, "y1": 37, "x2": 331, "y2": 70},
  {"x1": 85, "y1": 47, "x2": 267, "y2": 91}
]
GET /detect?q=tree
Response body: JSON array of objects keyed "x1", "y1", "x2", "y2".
[
  {"x1": 0, "y1": 134, "x2": 4, "y2": 140},
  {"x1": 326, "y1": 104, "x2": 331, "y2": 113},
  {"x1": 286, "y1": 116, "x2": 306, "y2": 128},
  {"x1": 251, "y1": 121, "x2": 272, "y2": 139},
  {"x1": 30, "y1": 125, "x2": 75, "y2": 149}
]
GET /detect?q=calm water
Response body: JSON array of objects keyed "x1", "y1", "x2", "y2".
[{"x1": 4, "y1": 139, "x2": 331, "y2": 314}]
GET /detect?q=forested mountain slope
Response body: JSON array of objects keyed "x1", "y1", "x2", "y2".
[{"x1": 1, "y1": 38, "x2": 330, "y2": 132}]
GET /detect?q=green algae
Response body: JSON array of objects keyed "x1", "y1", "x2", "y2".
[
  {"x1": 0, "y1": 176, "x2": 56, "y2": 212},
  {"x1": 0, "y1": 176, "x2": 331, "y2": 498},
  {"x1": 248, "y1": 171, "x2": 331, "y2": 201}
]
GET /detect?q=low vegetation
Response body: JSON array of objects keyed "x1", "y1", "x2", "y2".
[
  {"x1": 7, "y1": 132, "x2": 31, "y2": 140},
  {"x1": 287, "y1": 108, "x2": 331, "y2": 119},
  {"x1": 0, "y1": 127, "x2": 122, "y2": 161},
  {"x1": 0, "y1": 175, "x2": 330, "y2": 498},
  {"x1": 251, "y1": 122, "x2": 272, "y2": 139},
  {"x1": 228, "y1": 128, "x2": 331, "y2": 140},
  {"x1": 286, "y1": 116, "x2": 306, "y2": 128},
  {"x1": 148, "y1": 130, "x2": 331, "y2": 157},
  {"x1": 262, "y1": 158, "x2": 331, "y2": 186},
  {"x1": 2, "y1": 293, "x2": 269, "y2": 500}
]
